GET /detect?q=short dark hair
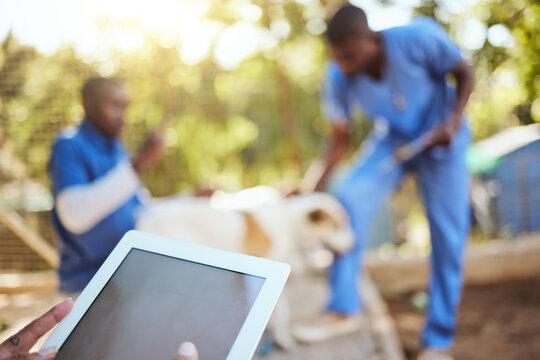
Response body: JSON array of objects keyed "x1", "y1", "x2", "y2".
[
  {"x1": 326, "y1": 5, "x2": 369, "y2": 45},
  {"x1": 81, "y1": 77, "x2": 122, "y2": 99}
]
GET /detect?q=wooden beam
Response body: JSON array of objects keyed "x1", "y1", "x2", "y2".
[
  {"x1": 0, "y1": 271, "x2": 57, "y2": 293},
  {"x1": 0, "y1": 206, "x2": 59, "y2": 268}
]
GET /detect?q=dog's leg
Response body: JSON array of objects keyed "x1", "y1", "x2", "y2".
[
  {"x1": 287, "y1": 251, "x2": 308, "y2": 276},
  {"x1": 268, "y1": 290, "x2": 297, "y2": 350}
]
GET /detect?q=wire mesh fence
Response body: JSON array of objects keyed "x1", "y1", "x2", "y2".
[
  {"x1": 0, "y1": 211, "x2": 55, "y2": 272},
  {"x1": 0, "y1": 29, "x2": 338, "y2": 272}
]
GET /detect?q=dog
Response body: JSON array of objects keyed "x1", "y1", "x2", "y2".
[{"x1": 135, "y1": 186, "x2": 355, "y2": 349}]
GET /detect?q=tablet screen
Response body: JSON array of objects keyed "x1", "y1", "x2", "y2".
[{"x1": 56, "y1": 248, "x2": 266, "y2": 360}]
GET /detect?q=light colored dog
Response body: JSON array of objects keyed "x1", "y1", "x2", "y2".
[{"x1": 135, "y1": 186, "x2": 355, "y2": 348}]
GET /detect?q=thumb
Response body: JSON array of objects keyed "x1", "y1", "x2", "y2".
[{"x1": 174, "y1": 342, "x2": 198, "y2": 360}]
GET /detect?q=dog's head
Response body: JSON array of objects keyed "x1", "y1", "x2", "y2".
[{"x1": 290, "y1": 193, "x2": 354, "y2": 255}]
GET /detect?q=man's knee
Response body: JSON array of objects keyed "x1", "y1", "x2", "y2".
[
  {"x1": 336, "y1": 181, "x2": 360, "y2": 212},
  {"x1": 336, "y1": 176, "x2": 377, "y2": 211}
]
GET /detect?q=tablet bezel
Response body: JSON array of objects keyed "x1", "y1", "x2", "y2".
[{"x1": 42, "y1": 230, "x2": 290, "y2": 359}]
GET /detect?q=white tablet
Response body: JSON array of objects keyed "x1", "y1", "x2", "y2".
[{"x1": 41, "y1": 230, "x2": 290, "y2": 360}]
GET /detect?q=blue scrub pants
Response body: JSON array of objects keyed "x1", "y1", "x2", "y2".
[{"x1": 328, "y1": 131, "x2": 470, "y2": 349}]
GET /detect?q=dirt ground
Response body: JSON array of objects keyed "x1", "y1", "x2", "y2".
[{"x1": 387, "y1": 278, "x2": 540, "y2": 360}]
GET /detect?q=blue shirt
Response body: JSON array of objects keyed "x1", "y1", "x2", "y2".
[
  {"x1": 49, "y1": 120, "x2": 143, "y2": 292},
  {"x1": 323, "y1": 18, "x2": 470, "y2": 144}
]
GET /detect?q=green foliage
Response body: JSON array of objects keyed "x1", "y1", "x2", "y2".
[
  {"x1": 473, "y1": 0, "x2": 538, "y2": 131},
  {"x1": 414, "y1": 0, "x2": 539, "y2": 139},
  {"x1": 0, "y1": 0, "x2": 537, "y2": 198},
  {"x1": 0, "y1": 34, "x2": 96, "y2": 187}
]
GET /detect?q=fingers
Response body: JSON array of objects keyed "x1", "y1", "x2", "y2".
[
  {"x1": 174, "y1": 342, "x2": 198, "y2": 360},
  {"x1": 147, "y1": 131, "x2": 164, "y2": 144},
  {"x1": 142, "y1": 132, "x2": 165, "y2": 155},
  {"x1": 2, "y1": 346, "x2": 57, "y2": 360},
  {"x1": 5, "y1": 350, "x2": 57, "y2": 360},
  {"x1": 1, "y1": 299, "x2": 73, "y2": 355}
]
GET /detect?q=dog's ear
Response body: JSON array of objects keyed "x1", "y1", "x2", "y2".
[
  {"x1": 307, "y1": 209, "x2": 338, "y2": 228},
  {"x1": 308, "y1": 209, "x2": 325, "y2": 222}
]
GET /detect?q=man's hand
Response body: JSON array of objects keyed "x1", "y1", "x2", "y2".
[
  {"x1": 424, "y1": 59, "x2": 473, "y2": 150},
  {"x1": 0, "y1": 298, "x2": 73, "y2": 360},
  {"x1": 132, "y1": 131, "x2": 165, "y2": 174},
  {"x1": 425, "y1": 112, "x2": 461, "y2": 149}
]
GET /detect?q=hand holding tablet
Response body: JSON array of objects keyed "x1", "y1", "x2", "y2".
[
  {"x1": 0, "y1": 299, "x2": 72, "y2": 360},
  {"x1": 0, "y1": 299, "x2": 199, "y2": 360},
  {"x1": 38, "y1": 231, "x2": 290, "y2": 360}
]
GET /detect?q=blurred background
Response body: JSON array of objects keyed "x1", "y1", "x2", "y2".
[
  {"x1": 0, "y1": 0, "x2": 538, "y2": 358},
  {"x1": 0, "y1": 0, "x2": 538, "y2": 270}
]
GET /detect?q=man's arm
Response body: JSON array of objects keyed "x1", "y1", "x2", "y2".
[
  {"x1": 302, "y1": 62, "x2": 351, "y2": 192},
  {"x1": 427, "y1": 60, "x2": 474, "y2": 147},
  {"x1": 56, "y1": 161, "x2": 142, "y2": 234},
  {"x1": 132, "y1": 131, "x2": 165, "y2": 174},
  {"x1": 52, "y1": 131, "x2": 164, "y2": 235},
  {"x1": 449, "y1": 60, "x2": 474, "y2": 128},
  {"x1": 312, "y1": 123, "x2": 350, "y2": 192},
  {"x1": 50, "y1": 139, "x2": 140, "y2": 235}
]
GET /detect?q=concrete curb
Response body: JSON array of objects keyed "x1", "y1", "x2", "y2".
[{"x1": 366, "y1": 235, "x2": 540, "y2": 298}]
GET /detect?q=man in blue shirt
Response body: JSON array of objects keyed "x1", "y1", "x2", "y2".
[
  {"x1": 49, "y1": 78, "x2": 164, "y2": 293},
  {"x1": 294, "y1": 6, "x2": 474, "y2": 359}
]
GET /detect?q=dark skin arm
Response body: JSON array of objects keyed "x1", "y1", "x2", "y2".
[
  {"x1": 426, "y1": 60, "x2": 474, "y2": 148},
  {"x1": 313, "y1": 123, "x2": 351, "y2": 192},
  {"x1": 132, "y1": 131, "x2": 165, "y2": 174},
  {"x1": 0, "y1": 299, "x2": 73, "y2": 360}
]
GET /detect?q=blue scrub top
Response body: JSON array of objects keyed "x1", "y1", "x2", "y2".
[
  {"x1": 322, "y1": 17, "x2": 470, "y2": 143},
  {"x1": 49, "y1": 120, "x2": 143, "y2": 292}
]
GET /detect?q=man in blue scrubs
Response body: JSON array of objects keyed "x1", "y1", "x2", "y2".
[
  {"x1": 49, "y1": 78, "x2": 164, "y2": 293},
  {"x1": 294, "y1": 6, "x2": 473, "y2": 359}
]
